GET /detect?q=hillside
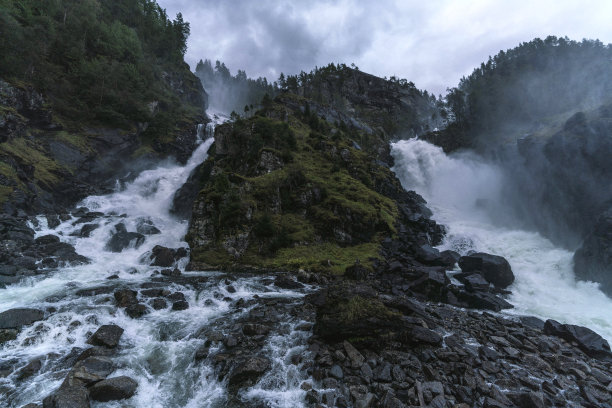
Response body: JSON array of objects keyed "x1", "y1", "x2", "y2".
[
  {"x1": 427, "y1": 36, "x2": 612, "y2": 152},
  {"x1": 0, "y1": 0, "x2": 206, "y2": 215},
  {"x1": 184, "y1": 92, "x2": 444, "y2": 274}
]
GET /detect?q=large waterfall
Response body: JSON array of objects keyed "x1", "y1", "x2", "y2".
[{"x1": 391, "y1": 138, "x2": 612, "y2": 343}]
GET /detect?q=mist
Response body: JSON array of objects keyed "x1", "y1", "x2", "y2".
[{"x1": 195, "y1": 59, "x2": 277, "y2": 114}]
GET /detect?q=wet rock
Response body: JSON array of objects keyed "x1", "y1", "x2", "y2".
[
  {"x1": 0, "y1": 308, "x2": 44, "y2": 329},
  {"x1": 439, "y1": 250, "x2": 461, "y2": 267},
  {"x1": 329, "y1": 364, "x2": 344, "y2": 379},
  {"x1": 113, "y1": 289, "x2": 137, "y2": 307},
  {"x1": 140, "y1": 288, "x2": 170, "y2": 297},
  {"x1": 456, "y1": 272, "x2": 491, "y2": 292},
  {"x1": 75, "y1": 286, "x2": 114, "y2": 297},
  {"x1": 161, "y1": 268, "x2": 181, "y2": 277},
  {"x1": 543, "y1": 319, "x2": 611, "y2": 359},
  {"x1": 0, "y1": 328, "x2": 18, "y2": 344},
  {"x1": 172, "y1": 301, "x2": 189, "y2": 311},
  {"x1": 574, "y1": 207, "x2": 612, "y2": 296},
  {"x1": 70, "y1": 356, "x2": 114, "y2": 384},
  {"x1": 42, "y1": 379, "x2": 89, "y2": 408},
  {"x1": 228, "y1": 356, "x2": 271, "y2": 388},
  {"x1": 242, "y1": 323, "x2": 271, "y2": 336},
  {"x1": 150, "y1": 245, "x2": 176, "y2": 267},
  {"x1": 89, "y1": 376, "x2": 138, "y2": 401},
  {"x1": 274, "y1": 275, "x2": 304, "y2": 289},
  {"x1": 194, "y1": 345, "x2": 209, "y2": 360},
  {"x1": 104, "y1": 223, "x2": 145, "y2": 253},
  {"x1": 125, "y1": 304, "x2": 148, "y2": 318},
  {"x1": 86, "y1": 324, "x2": 124, "y2": 348},
  {"x1": 167, "y1": 292, "x2": 186, "y2": 302},
  {"x1": 407, "y1": 268, "x2": 449, "y2": 302},
  {"x1": 70, "y1": 224, "x2": 98, "y2": 238},
  {"x1": 135, "y1": 218, "x2": 161, "y2": 235},
  {"x1": 151, "y1": 298, "x2": 167, "y2": 310},
  {"x1": 458, "y1": 252, "x2": 515, "y2": 288},
  {"x1": 453, "y1": 289, "x2": 513, "y2": 312},
  {"x1": 17, "y1": 358, "x2": 42, "y2": 380}
]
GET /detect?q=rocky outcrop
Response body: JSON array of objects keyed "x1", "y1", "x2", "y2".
[
  {"x1": 306, "y1": 278, "x2": 612, "y2": 408},
  {"x1": 574, "y1": 206, "x2": 612, "y2": 296}
]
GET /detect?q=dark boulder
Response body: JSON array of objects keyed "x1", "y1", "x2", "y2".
[
  {"x1": 150, "y1": 246, "x2": 176, "y2": 267},
  {"x1": 455, "y1": 272, "x2": 490, "y2": 292},
  {"x1": 42, "y1": 379, "x2": 89, "y2": 408},
  {"x1": 135, "y1": 218, "x2": 161, "y2": 235},
  {"x1": 459, "y1": 252, "x2": 515, "y2": 288},
  {"x1": 453, "y1": 289, "x2": 513, "y2": 312},
  {"x1": 104, "y1": 223, "x2": 145, "y2": 253},
  {"x1": 228, "y1": 356, "x2": 271, "y2": 388},
  {"x1": 573, "y1": 207, "x2": 612, "y2": 296},
  {"x1": 70, "y1": 356, "x2": 114, "y2": 384},
  {"x1": 0, "y1": 308, "x2": 44, "y2": 329},
  {"x1": 89, "y1": 376, "x2": 138, "y2": 401},
  {"x1": 114, "y1": 289, "x2": 137, "y2": 307},
  {"x1": 344, "y1": 263, "x2": 370, "y2": 280},
  {"x1": 70, "y1": 224, "x2": 99, "y2": 238},
  {"x1": 86, "y1": 325, "x2": 124, "y2": 348},
  {"x1": 274, "y1": 275, "x2": 304, "y2": 289},
  {"x1": 125, "y1": 304, "x2": 148, "y2": 318},
  {"x1": 171, "y1": 301, "x2": 189, "y2": 311},
  {"x1": 439, "y1": 250, "x2": 461, "y2": 267},
  {"x1": 17, "y1": 358, "x2": 42, "y2": 380},
  {"x1": 407, "y1": 268, "x2": 449, "y2": 302},
  {"x1": 543, "y1": 319, "x2": 611, "y2": 360}
]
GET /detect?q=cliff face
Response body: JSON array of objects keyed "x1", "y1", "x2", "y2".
[
  {"x1": 185, "y1": 93, "x2": 443, "y2": 274},
  {"x1": 296, "y1": 68, "x2": 444, "y2": 141},
  {"x1": 0, "y1": 71, "x2": 205, "y2": 216}
]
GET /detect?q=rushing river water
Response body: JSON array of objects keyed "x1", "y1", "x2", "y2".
[
  {"x1": 391, "y1": 138, "x2": 612, "y2": 344},
  {"x1": 0, "y1": 112, "x2": 313, "y2": 408}
]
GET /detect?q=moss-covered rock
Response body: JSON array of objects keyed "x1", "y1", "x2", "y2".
[{"x1": 186, "y1": 95, "x2": 443, "y2": 274}]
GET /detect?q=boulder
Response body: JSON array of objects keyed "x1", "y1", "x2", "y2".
[
  {"x1": 573, "y1": 207, "x2": 612, "y2": 296},
  {"x1": 228, "y1": 356, "x2": 271, "y2": 388},
  {"x1": 0, "y1": 308, "x2": 44, "y2": 329},
  {"x1": 70, "y1": 356, "x2": 114, "y2": 384},
  {"x1": 42, "y1": 379, "x2": 89, "y2": 408},
  {"x1": 125, "y1": 304, "x2": 148, "y2": 318},
  {"x1": 345, "y1": 264, "x2": 370, "y2": 281},
  {"x1": 150, "y1": 245, "x2": 176, "y2": 267},
  {"x1": 459, "y1": 252, "x2": 515, "y2": 288},
  {"x1": 114, "y1": 289, "x2": 137, "y2": 307},
  {"x1": 89, "y1": 376, "x2": 138, "y2": 401},
  {"x1": 104, "y1": 223, "x2": 145, "y2": 253},
  {"x1": 86, "y1": 325, "x2": 124, "y2": 348},
  {"x1": 274, "y1": 275, "x2": 304, "y2": 289},
  {"x1": 17, "y1": 358, "x2": 42, "y2": 380},
  {"x1": 543, "y1": 319, "x2": 611, "y2": 360}
]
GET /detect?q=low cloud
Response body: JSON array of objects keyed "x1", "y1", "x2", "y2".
[{"x1": 159, "y1": 0, "x2": 612, "y2": 94}]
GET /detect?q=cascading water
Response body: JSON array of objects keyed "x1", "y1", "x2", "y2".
[
  {"x1": 391, "y1": 138, "x2": 612, "y2": 343},
  {"x1": 0, "y1": 111, "x2": 313, "y2": 408}
]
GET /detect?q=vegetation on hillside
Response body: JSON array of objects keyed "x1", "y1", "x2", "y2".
[
  {"x1": 443, "y1": 36, "x2": 612, "y2": 148},
  {"x1": 187, "y1": 94, "x2": 406, "y2": 274},
  {"x1": 0, "y1": 0, "x2": 200, "y2": 131}
]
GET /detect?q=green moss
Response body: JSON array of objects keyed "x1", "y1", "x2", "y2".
[
  {"x1": 338, "y1": 296, "x2": 399, "y2": 321},
  {"x1": 0, "y1": 138, "x2": 62, "y2": 187},
  {"x1": 0, "y1": 185, "x2": 14, "y2": 204},
  {"x1": 240, "y1": 242, "x2": 379, "y2": 274},
  {"x1": 53, "y1": 131, "x2": 93, "y2": 153}
]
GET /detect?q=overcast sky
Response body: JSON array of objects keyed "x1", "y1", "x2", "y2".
[{"x1": 157, "y1": 0, "x2": 612, "y2": 95}]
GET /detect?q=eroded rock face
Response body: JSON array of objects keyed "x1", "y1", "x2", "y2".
[{"x1": 574, "y1": 207, "x2": 612, "y2": 296}]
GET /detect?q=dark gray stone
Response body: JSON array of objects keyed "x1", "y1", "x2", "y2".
[{"x1": 89, "y1": 376, "x2": 138, "y2": 401}]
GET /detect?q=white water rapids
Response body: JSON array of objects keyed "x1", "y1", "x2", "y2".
[
  {"x1": 391, "y1": 138, "x2": 612, "y2": 343},
  {"x1": 0, "y1": 111, "x2": 313, "y2": 408}
]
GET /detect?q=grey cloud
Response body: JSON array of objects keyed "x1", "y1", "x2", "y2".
[{"x1": 158, "y1": 0, "x2": 612, "y2": 95}]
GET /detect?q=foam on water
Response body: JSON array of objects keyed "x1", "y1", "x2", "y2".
[
  {"x1": 0, "y1": 110, "x2": 312, "y2": 408},
  {"x1": 391, "y1": 138, "x2": 612, "y2": 343}
]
